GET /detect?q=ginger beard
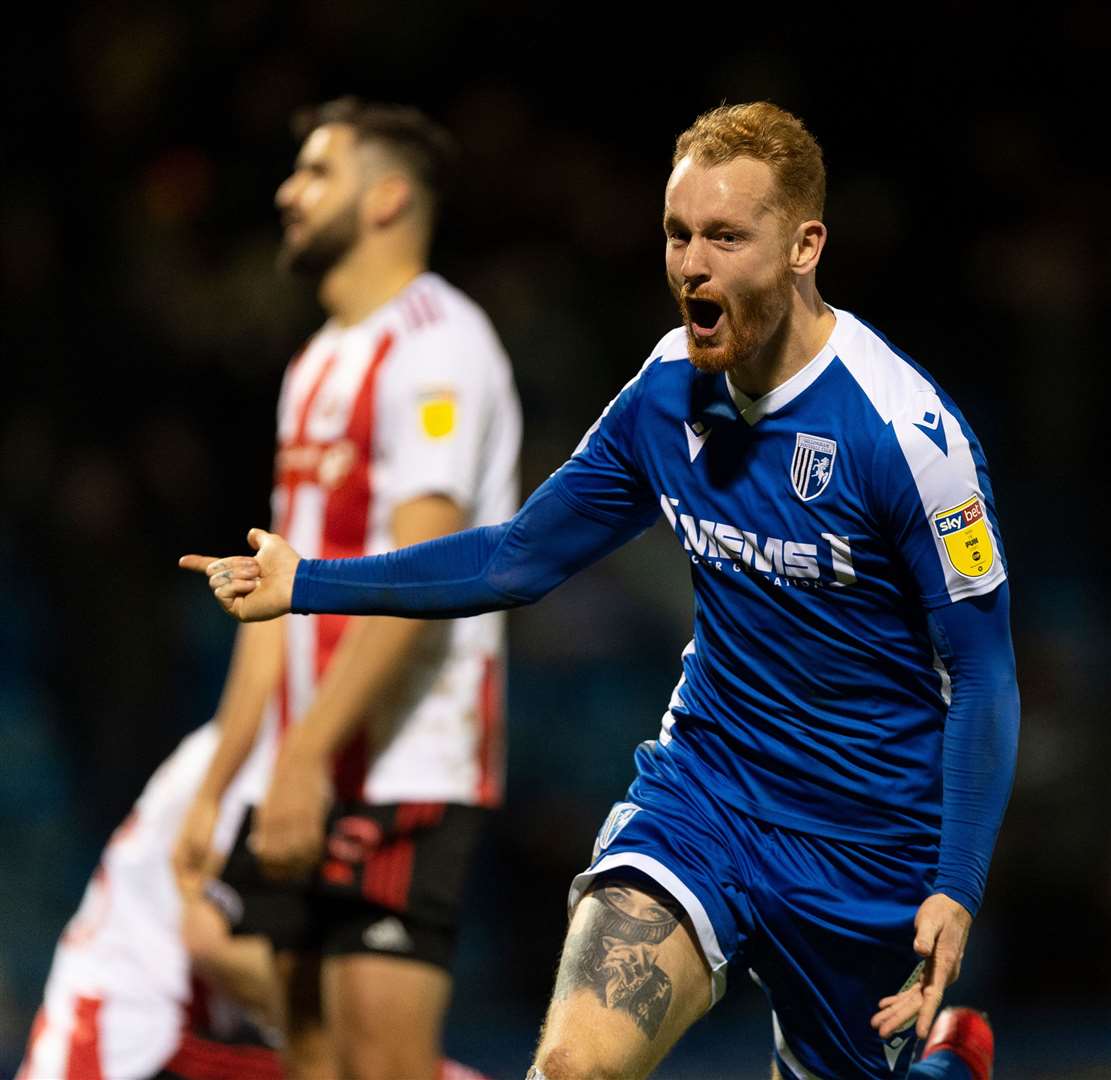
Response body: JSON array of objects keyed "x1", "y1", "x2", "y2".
[{"x1": 672, "y1": 258, "x2": 795, "y2": 375}]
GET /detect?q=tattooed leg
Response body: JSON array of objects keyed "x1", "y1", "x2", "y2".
[
  {"x1": 554, "y1": 878, "x2": 682, "y2": 1039},
  {"x1": 532, "y1": 872, "x2": 711, "y2": 1080}
]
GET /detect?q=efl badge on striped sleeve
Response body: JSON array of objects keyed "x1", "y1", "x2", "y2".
[
  {"x1": 791, "y1": 433, "x2": 837, "y2": 501},
  {"x1": 933, "y1": 495, "x2": 994, "y2": 577}
]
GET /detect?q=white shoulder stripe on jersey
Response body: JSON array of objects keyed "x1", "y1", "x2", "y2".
[
  {"x1": 655, "y1": 325, "x2": 691, "y2": 363},
  {"x1": 891, "y1": 408, "x2": 1006, "y2": 603},
  {"x1": 831, "y1": 307, "x2": 1006, "y2": 604},
  {"x1": 824, "y1": 306, "x2": 936, "y2": 424}
]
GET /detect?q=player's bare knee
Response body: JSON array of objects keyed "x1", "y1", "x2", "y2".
[
  {"x1": 533, "y1": 1043, "x2": 635, "y2": 1080},
  {"x1": 534, "y1": 1008, "x2": 651, "y2": 1080}
]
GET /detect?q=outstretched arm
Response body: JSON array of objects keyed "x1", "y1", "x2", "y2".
[{"x1": 181, "y1": 473, "x2": 659, "y2": 622}]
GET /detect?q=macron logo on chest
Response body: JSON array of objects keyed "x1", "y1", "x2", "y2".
[{"x1": 684, "y1": 421, "x2": 712, "y2": 463}]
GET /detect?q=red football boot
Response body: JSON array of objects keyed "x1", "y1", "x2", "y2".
[{"x1": 920, "y1": 1006, "x2": 994, "y2": 1080}]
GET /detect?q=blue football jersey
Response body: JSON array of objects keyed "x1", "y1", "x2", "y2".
[{"x1": 552, "y1": 307, "x2": 1008, "y2": 844}]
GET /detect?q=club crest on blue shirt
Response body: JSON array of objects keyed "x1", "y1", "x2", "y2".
[{"x1": 791, "y1": 433, "x2": 837, "y2": 501}]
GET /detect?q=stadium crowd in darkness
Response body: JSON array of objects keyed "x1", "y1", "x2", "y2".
[{"x1": 1, "y1": 5, "x2": 1107, "y2": 1074}]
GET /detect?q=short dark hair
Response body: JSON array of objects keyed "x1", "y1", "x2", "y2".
[{"x1": 291, "y1": 96, "x2": 458, "y2": 210}]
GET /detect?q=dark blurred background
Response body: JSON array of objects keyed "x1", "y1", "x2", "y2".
[{"x1": 2, "y1": 4, "x2": 1108, "y2": 1077}]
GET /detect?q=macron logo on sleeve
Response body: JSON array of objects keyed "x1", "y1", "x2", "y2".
[{"x1": 912, "y1": 400, "x2": 949, "y2": 456}]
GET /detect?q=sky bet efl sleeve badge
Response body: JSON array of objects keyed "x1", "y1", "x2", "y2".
[
  {"x1": 419, "y1": 391, "x2": 456, "y2": 439},
  {"x1": 933, "y1": 495, "x2": 994, "y2": 577},
  {"x1": 791, "y1": 433, "x2": 837, "y2": 501}
]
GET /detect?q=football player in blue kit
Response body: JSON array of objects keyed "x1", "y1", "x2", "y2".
[{"x1": 184, "y1": 103, "x2": 1016, "y2": 1080}]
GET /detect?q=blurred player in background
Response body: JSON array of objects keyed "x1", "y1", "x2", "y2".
[
  {"x1": 173, "y1": 98, "x2": 519, "y2": 1080},
  {"x1": 17, "y1": 721, "x2": 283, "y2": 1080},
  {"x1": 185, "y1": 102, "x2": 1016, "y2": 1080}
]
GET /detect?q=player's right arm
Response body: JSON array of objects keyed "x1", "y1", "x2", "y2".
[
  {"x1": 172, "y1": 617, "x2": 283, "y2": 895},
  {"x1": 183, "y1": 358, "x2": 662, "y2": 622}
]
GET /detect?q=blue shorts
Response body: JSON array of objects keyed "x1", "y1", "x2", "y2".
[{"x1": 569, "y1": 742, "x2": 937, "y2": 1080}]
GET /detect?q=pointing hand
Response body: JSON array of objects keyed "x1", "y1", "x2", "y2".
[{"x1": 180, "y1": 528, "x2": 301, "y2": 622}]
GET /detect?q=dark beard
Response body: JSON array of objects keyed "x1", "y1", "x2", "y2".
[
  {"x1": 673, "y1": 263, "x2": 794, "y2": 375},
  {"x1": 278, "y1": 201, "x2": 360, "y2": 277}
]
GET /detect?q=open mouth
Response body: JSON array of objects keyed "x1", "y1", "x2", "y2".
[{"x1": 686, "y1": 297, "x2": 724, "y2": 337}]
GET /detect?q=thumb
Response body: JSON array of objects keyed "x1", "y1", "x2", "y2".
[
  {"x1": 914, "y1": 909, "x2": 942, "y2": 957},
  {"x1": 247, "y1": 528, "x2": 270, "y2": 551}
]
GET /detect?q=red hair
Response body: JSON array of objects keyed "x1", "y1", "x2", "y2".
[{"x1": 674, "y1": 102, "x2": 826, "y2": 226}]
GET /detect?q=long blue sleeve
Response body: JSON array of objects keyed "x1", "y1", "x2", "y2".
[
  {"x1": 291, "y1": 474, "x2": 657, "y2": 618},
  {"x1": 927, "y1": 581, "x2": 1019, "y2": 916}
]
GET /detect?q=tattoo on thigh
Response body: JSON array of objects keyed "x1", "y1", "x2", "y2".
[{"x1": 554, "y1": 880, "x2": 682, "y2": 1040}]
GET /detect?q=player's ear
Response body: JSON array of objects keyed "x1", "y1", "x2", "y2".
[
  {"x1": 789, "y1": 219, "x2": 827, "y2": 276},
  {"x1": 361, "y1": 173, "x2": 413, "y2": 229}
]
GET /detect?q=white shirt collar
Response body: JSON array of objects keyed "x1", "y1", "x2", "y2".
[{"x1": 725, "y1": 307, "x2": 855, "y2": 426}]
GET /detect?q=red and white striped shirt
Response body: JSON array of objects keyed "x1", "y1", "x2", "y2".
[{"x1": 251, "y1": 272, "x2": 520, "y2": 808}]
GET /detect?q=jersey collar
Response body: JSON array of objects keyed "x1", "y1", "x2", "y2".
[
  {"x1": 321, "y1": 271, "x2": 439, "y2": 338},
  {"x1": 723, "y1": 307, "x2": 853, "y2": 426}
]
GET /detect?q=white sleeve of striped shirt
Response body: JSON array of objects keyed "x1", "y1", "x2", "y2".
[{"x1": 381, "y1": 320, "x2": 505, "y2": 513}]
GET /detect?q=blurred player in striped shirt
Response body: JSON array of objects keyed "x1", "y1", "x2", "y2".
[{"x1": 172, "y1": 99, "x2": 518, "y2": 1080}]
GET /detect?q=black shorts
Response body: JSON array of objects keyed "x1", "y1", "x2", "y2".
[{"x1": 207, "y1": 801, "x2": 486, "y2": 971}]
